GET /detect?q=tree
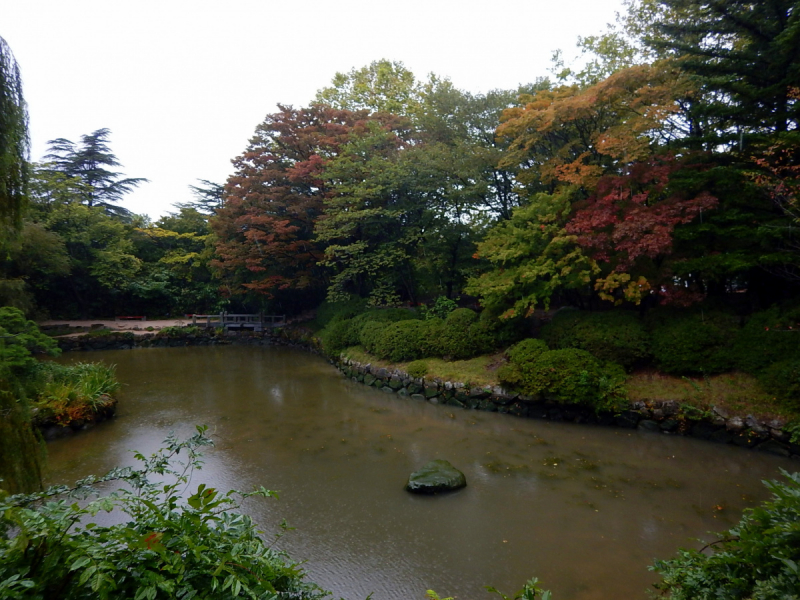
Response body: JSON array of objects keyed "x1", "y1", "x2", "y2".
[
  {"x1": 211, "y1": 104, "x2": 371, "y2": 310},
  {"x1": 315, "y1": 59, "x2": 421, "y2": 115},
  {"x1": 497, "y1": 63, "x2": 693, "y2": 195},
  {"x1": 465, "y1": 191, "x2": 599, "y2": 317},
  {"x1": 0, "y1": 35, "x2": 28, "y2": 229},
  {"x1": 651, "y1": 0, "x2": 800, "y2": 148},
  {"x1": 178, "y1": 179, "x2": 224, "y2": 215},
  {"x1": 43, "y1": 128, "x2": 147, "y2": 219},
  {"x1": 566, "y1": 154, "x2": 718, "y2": 304},
  {"x1": 315, "y1": 119, "x2": 427, "y2": 305}
]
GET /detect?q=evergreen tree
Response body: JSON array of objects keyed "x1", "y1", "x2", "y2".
[
  {"x1": 43, "y1": 128, "x2": 147, "y2": 219},
  {"x1": 652, "y1": 0, "x2": 800, "y2": 149}
]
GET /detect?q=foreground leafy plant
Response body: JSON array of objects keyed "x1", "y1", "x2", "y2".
[
  {"x1": 0, "y1": 426, "x2": 328, "y2": 600},
  {"x1": 426, "y1": 576, "x2": 552, "y2": 600},
  {"x1": 651, "y1": 470, "x2": 800, "y2": 599}
]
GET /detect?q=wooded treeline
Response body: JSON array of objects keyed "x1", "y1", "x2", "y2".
[{"x1": 3, "y1": 0, "x2": 800, "y2": 320}]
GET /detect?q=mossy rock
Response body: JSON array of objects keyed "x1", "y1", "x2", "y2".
[{"x1": 405, "y1": 459, "x2": 466, "y2": 494}]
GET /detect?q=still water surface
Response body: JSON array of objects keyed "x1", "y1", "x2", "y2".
[{"x1": 48, "y1": 346, "x2": 796, "y2": 600}]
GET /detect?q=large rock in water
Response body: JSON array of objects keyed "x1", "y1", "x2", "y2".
[{"x1": 405, "y1": 459, "x2": 466, "y2": 494}]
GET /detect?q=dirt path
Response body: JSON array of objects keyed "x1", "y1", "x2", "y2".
[{"x1": 38, "y1": 319, "x2": 193, "y2": 336}]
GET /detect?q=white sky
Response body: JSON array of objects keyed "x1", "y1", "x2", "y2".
[{"x1": 2, "y1": 0, "x2": 625, "y2": 220}]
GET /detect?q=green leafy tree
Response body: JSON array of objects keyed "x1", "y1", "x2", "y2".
[
  {"x1": 0, "y1": 35, "x2": 28, "y2": 229},
  {"x1": 130, "y1": 208, "x2": 221, "y2": 315},
  {"x1": 315, "y1": 59, "x2": 421, "y2": 115},
  {"x1": 465, "y1": 191, "x2": 598, "y2": 317},
  {"x1": 0, "y1": 221, "x2": 70, "y2": 313},
  {"x1": 32, "y1": 200, "x2": 141, "y2": 317}
]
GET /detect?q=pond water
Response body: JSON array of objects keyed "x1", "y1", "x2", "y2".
[{"x1": 47, "y1": 345, "x2": 797, "y2": 600}]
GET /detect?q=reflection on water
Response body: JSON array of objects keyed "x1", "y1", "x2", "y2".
[{"x1": 48, "y1": 346, "x2": 796, "y2": 600}]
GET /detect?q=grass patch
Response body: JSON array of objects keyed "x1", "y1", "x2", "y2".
[
  {"x1": 626, "y1": 370, "x2": 800, "y2": 421},
  {"x1": 29, "y1": 362, "x2": 120, "y2": 428},
  {"x1": 341, "y1": 346, "x2": 502, "y2": 387}
]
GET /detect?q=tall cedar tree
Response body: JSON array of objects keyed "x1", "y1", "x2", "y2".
[
  {"x1": 212, "y1": 105, "x2": 391, "y2": 306},
  {"x1": 43, "y1": 128, "x2": 147, "y2": 219}
]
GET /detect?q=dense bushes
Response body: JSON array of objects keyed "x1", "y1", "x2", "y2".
[
  {"x1": 499, "y1": 340, "x2": 626, "y2": 411},
  {"x1": 371, "y1": 320, "x2": 433, "y2": 362},
  {"x1": 320, "y1": 306, "x2": 499, "y2": 362},
  {"x1": 438, "y1": 309, "x2": 495, "y2": 360},
  {"x1": 542, "y1": 310, "x2": 650, "y2": 370},
  {"x1": 0, "y1": 428, "x2": 328, "y2": 600},
  {"x1": 647, "y1": 310, "x2": 737, "y2": 375},
  {"x1": 652, "y1": 470, "x2": 800, "y2": 599},
  {"x1": 729, "y1": 307, "x2": 800, "y2": 373},
  {"x1": 319, "y1": 307, "x2": 419, "y2": 355},
  {"x1": 760, "y1": 359, "x2": 800, "y2": 403}
]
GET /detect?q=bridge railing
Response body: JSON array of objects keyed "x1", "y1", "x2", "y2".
[{"x1": 190, "y1": 313, "x2": 286, "y2": 329}]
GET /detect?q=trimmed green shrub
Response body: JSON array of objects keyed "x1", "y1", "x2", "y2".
[
  {"x1": 541, "y1": 310, "x2": 650, "y2": 370},
  {"x1": 406, "y1": 360, "x2": 429, "y2": 378},
  {"x1": 438, "y1": 308, "x2": 488, "y2": 360},
  {"x1": 524, "y1": 349, "x2": 605, "y2": 404},
  {"x1": 760, "y1": 358, "x2": 800, "y2": 402},
  {"x1": 499, "y1": 342, "x2": 626, "y2": 411},
  {"x1": 648, "y1": 311, "x2": 736, "y2": 375},
  {"x1": 318, "y1": 318, "x2": 359, "y2": 355},
  {"x1": 372, "y1": 320, "x2": 441, "y2": 362},
  {"x1": 359, "y1": 321, "x2": 388, "y2": 355},
  {"x1": 729, "y1": 306, "x2": 800, "y2": 373},
  {"x1": 507, "y1": 338, "x2": 549, "y2": 364},
  {"x1": 498, "y1": 339, "x2": 549, "y2": 389},
  {"x1": 319, "y1": 307, "x2": 420, "y2": 355}
]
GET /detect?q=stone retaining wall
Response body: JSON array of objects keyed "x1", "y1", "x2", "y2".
[{"x1": 336, "y1": 356, "x2": 800, "y2": 460}]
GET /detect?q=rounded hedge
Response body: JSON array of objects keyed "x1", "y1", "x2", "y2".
[
  {"x1": 372, "y1": 320, "x2": 431, "y2": 362},
  {"x1": 406, "y1": 360, "x2": 429, "y2": 378},
  {"x1": 438, "y1": 308, "x2": 496, "y2": 360},
  {"x1": 498, "y1": 339, "x2": 549, "y2": 389},
  {"x1": 541, "y1": 310, "x2": 650, "y2": 370},
  {"x1": 649, "y1": 312, "x2": 736, "y2": 375},
  {"x1": 319, "y1": 317, "x2": 360, "y2": 355},
  {"x1": 729, "y1": 307, "x2": 800, "y2": 373},
  {"x1": 499, "y1": 342, "x2": 626, "y2": 410},
  {"x1": 359, "y1": 321, "x2": 388, "y2": 355},
  {"x1": 760, "y1": 359, "x2": 800, "y2": 402}
]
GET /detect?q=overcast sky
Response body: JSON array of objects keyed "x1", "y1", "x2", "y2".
[{"x1": 2, "y1": 0, "x2": 625, "y2": 220}]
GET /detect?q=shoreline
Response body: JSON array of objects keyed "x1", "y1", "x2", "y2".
[{"x1": 49, "y1": 326, "x2": 800, "y2": 459}]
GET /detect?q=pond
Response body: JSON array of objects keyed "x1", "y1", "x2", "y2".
[{"x1": 47, "y1": 345, "x2": 797, "y2": 600}]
